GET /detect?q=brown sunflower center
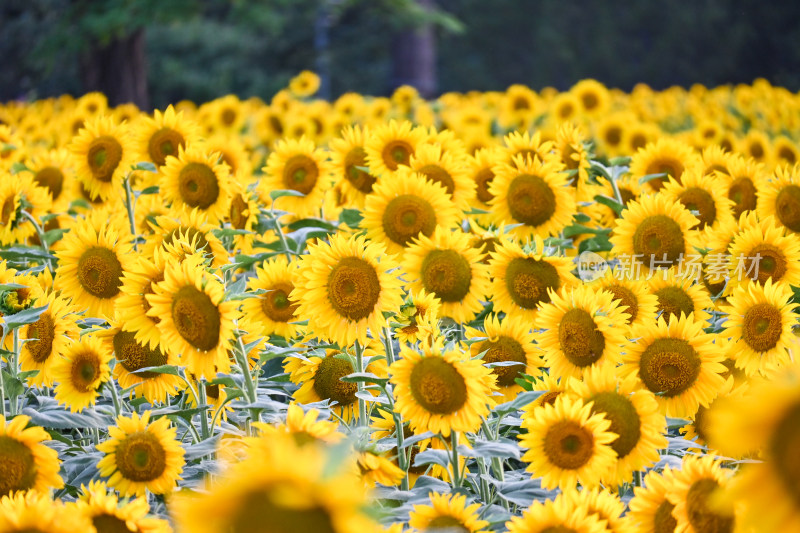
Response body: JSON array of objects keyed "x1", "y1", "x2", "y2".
[
  {"x1": 776, "y1": 184, "x2": 800, "y2": 233},
  {"x1": 506, "y1": 174, "x2": 556, "y2": 227},
  {"x1": 87, "y1": 135, "x2": 123, "y2": 183},
  {"x1": 632, "y1": 215, "x2": 685, "y2": 269},
  {"x1": 113, "y1": 329, "x2": 168, "y2": 379},
  {"x1": 770, "y1": 402, "x2": 800, "y2": 506},
  {"x1": 229, "y1": 194, "x2": 249, "y2": 229},
  {"x1": 420, "y1": 250, "x2": 472, "y2": 303},
  {"x1": 558, "y1": 308, "x2": 606, "y2": 367},
  {"x1": 474, "y1": 168, "x2": 496, "y2": 204},
  {"x1": 115, "y1": 431, "x2": 168, "y2": 482},
  {"x1": 70, "y1": 349, "x2": 102, "y2": 393},
  {"x1": 728, "y1": 177, "x2": 757, "y2": 218},
  {"x1": 504, "y1": 257, "x2": 560, "y2": 310},
  {"x1": 745, "y1": 243, "x2": 787, "y2": 285},
  {"x1": 25, "y1": 311, "x2": 55, "y2": 364},
  {"x1": 418, "y1": 164, "x2": 455, "y2": 196},
  {"x1": 171, "y1": 285, "x2": 221, "y2": 352},
  {"x1": 426, "y1": 516, "x2": 469, "y2": 532},
  {"x1": 0, "y1": 435, "x2": 37, "y2": 495},
  {"x1": 654, "y1": 286, "x2": 694, "y2": 323},
  {"x1": 742, "y1": 302, "x2": 783, "y2": 353},
  {"x1": 344, "y1": 146, "x2": 377, "y2": 193},
  {"x1": 261, "y1": 282, "x2": 298, "y2": 323},
  {"x1": 654, "y1": 500, "x2": 678, "y2": 533},
  {"x1": 686, "y1": 478, "x2": 735, "y2": 533},
  {"x1": 178, "y1": 162, "x2": 220, "y2": 209},
  {"x1": 381, "y1": 140, "x2": 413, "y2": 171},
  {"x1": 231, "y1": 488, "x2": 337, "y2": 533},
  {"x1": 638, "y1": 338, "x2": 701, "y2": 397},
  {"x1": 33, "y1": 166, "x2": 65, "y2": 200},
  {"x1": 92, "y1": 513, "x2": 132, "y2": 533},
  {"x1": 603, "y1": 126, "x2": 622, "y2": 147},
  {"x1": 0, "y1": 197, "x2": 14, "y2": 226},
  {"x1": 644, "y1": 159, "x2": 684, "y2": 191},
  {"x1": 327, "y1": 257, "x2": 381, "y2": 321},
  {"x1": 588, "y1": 391, "x2": 641, "y2": 458},
  {"x1": 778, "y1": 146, "x2": 797, "y2": 165},
  {"x1": 481, "y1": 335, "x2": 527, "y2": 387},
  {"x1": 543, "y1": 420, "x2": 595, "y2": 469},
  {"x1": 77, "y1": 246, "x2": 124, "y2": 299},
  {"x1": 148, "y1": 127, "x2": 185, "y2": 167},
  {"x1": 605, "y1": 284, "x2": 639, "y2": 324},
  {"x1": 679, "y1": 187, "x2": 716, "y2": 230},
  {"x1": 381, "y1": 194, "x2": 437, "y2": 247},
  {"x1": 221, "y1": 108, "x2": 237, "y2": 127},
  {"x1": 409, "y1": 356, "x2": 468, "y2": 415},
  {"x1": 692, "y1": 405, "x2": 709, "y2": 443},
  {"x1": 313, "y1": 355, "x2": 357, "y2": 407},
  {"x1": 282, "y1": 155, "x2": 319, "y2": 195},
  {"x1": 538, "y1": 391, "x2": 561, "y2": 407}
]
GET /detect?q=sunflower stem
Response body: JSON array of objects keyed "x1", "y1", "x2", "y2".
[
  {"x1": 108, "y1": 372, "x2": 122, "y2": 418},
  {"x1": 234, "y1": 333, "x2": 260, "y2": 425},
  {"x1": 382, "y1": 327, "x2": 395, "y2": 366},
  {"x1": 270, "y1": 200, "x2": 294, "y2": 262},
  {"x1": 122, "y1": 174, "x2": 138, "y2": 251},
  {"x1": 8, "y1": 328, "x2": 19, "y2": 416},
  {"x1": 354, "y1": 339, "x2": 367, "y2": 425},
  {"x1": 633, "y1": 469, "x2": 643, "y2": 487},
  {"x1": 392, "y1": 410, "x2": 409, "y2": 490},
  {"x1": 450, "y1": 431, "x2": 462, "y2": 488},
  {"x1": 19, "y1": 210, "x2": 54, "y2": 275},
  {"x1": 0, "y1": 330, "x2": 6, "y2": 420},
  {"x1": 197, "y1": 379, "x2": 211, "y2": 440}
]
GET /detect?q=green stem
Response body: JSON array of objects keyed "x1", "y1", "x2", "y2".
[
  {"x1": 0, "y1": 330, "x2": 6, "y2": 420},
  {"x1": 235, "y1": 333, "x2": 260, "y2": 425},
  {"x1": 270, "y1": 200, "x2": 295, "y2": 262},
  {"x1": 123, "y1": 174, "x2": 138, "y2": 251},
  {"x1": 20, "y1": 211, "x2": 54, "y2": 275},
  {"x1": 108, "y1": 373, "x2": 122, "y2": 418},
  {"x1": 450, "y1": 431, "x2": 461, "y2": 488},
  {"x1": 354, "y1": 340, "x2": 367, "y2": 425},
  {"x1": 393, "y1": 411, "x2": 409, "y2": 490},
  {"x1": 9, "y1": 329, "x2": 19, "y2": 416},
  {"x1": 197, "y1": 379, "x2": 211, "y2": 440},
  {"x1": 382, "y1": 327, "x2": 395, "y2": 366}
]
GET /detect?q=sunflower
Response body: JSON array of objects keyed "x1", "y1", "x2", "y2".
[
  {"x1": 648, "y1": 270, "x2": 713, "y2": 325},
  {"x1": 146, "y1": 256, "x2": 238, "y2": 379},
  {"x1": 537, "y1": 284, "x2": 631, "y2": 381},
  {"x1": 52, "y1": 334, "x2": 112, "y2": 412},
  {"x1": 259, "y1": 136, "x2": 333, "y2": 219},
  {"x1": 721, "y1": 155, "x2": 767, "y2": 219},
  {"x1": 160, "y1": 145, "x2": 231, "y2": 225},
  {"x1": 96, "y1": 411, "x2": 185, "y2": 497},
  {"x1": 402, "y1": 228, "x2": 490, "y2": 323},
  {"x1": 529, "y1": 371, "x2": 569, "y2": 410},
  {"x1": 356, "y1": 451, "x2": 405, "y2": 487},
  {"x1": 774, "y1": 136, "x2": 800, "y2": 168},
  {"x1": 408, "y1": 492, "x2": 490, "y2": 533},
  {"x1": 620, "y1": 315, "x2": 726, "y2": 418},
  {"x1": 54, "y1": 214, "x2": 134, "y2": 318},
  {"x1": 291, "y1": 233, "x2": 403, "y2": 348},
  {"x1": 628, "y1": 137, "x2": 703, "y2": 192},
  {"x1": 364, "y1": 119, "x2": 427, "y2": 177},
  {"x1": 203, "y1": 95, "x2": 246, "y2": 134},
  {"x1": 661, "y1": 172, "x2": 735, "y2": 233},
  {"x1": 408, "y1": 142, "x2": 475, "y2": 212},
  {"x1": 489, "y1": 153, "x2": 574, "y2": 240},
  {"x1": 114, "y1": 248, "x2": 169, "y2": 351},
  {"x1": 329, "y1": 125, "x2": 379, "y2": 207},
  {"x1": 200, "y1": 133, "x2": 253, "y2": 179},
  {"x1": 241, "y1": 255, "x2": 302, "y2": 340},
  {"x1": 133, "y1": 192, "x2": 170, "y2": 236},
  {"x1": 136, "y1": 104, "x2": 199, "y2": 168},
  {"x1": 728, "y1": 214, "x2": 800, "y2": 288},
  {"x1": 627, "y1": 467, "x2": 678, "y2": 533},
  {"x1": 226, "y1": 180, "x2": 261, "y2": 255},
  {"x1": 68, "y1": 115, "x2": 134, "y2": 201},
  {"x1": 362, "y1": 167, "x2": 461, "y2": 258},
  {"x1": 739, "y1": 129, "x2": 773, "y2": 167},
  {"x1": 0, "y1": 174, "x2": 52, "y2": 246},
  {"x1": 758, "y1": 163, "x2": 800, "y2": 234},
  {"x1": 571, "y1": 79, "x2": 611, "y2": 117},
  {"x1": 392, "y1": 289, "x2": 441, "y2": 346},
  {"x1": 609, "y1": 193, "x2": 701, "y2": 275},
  {"x1": 467, "y1": 146, "x2": 504, "y2": 214},
  {"x1": 22, "y1": 148, "x2": 75, "y2": 214},
  {"x1": 0, "y1": 414, "x2": 63, "y2": 496},
  {"x1": 555, "y1": 122, "x2": 593, "y2": 196},
  {"x1": 589, "y1": 268, "x2": 659, "y2": 331},
  {"x1": 142, "y1": 209, "x2": 229, "y2": 269},
  {"x1": 19, "y1": 292, "x2": 80, "y2": 388},
  {"x1": 289, "y1": 70, "x2": 321, "y2": 98},
  {"x1": 700, "y1": 144, "x2": 734, "y2": 177},
  {"x1": 0, "y1": 491, "x2": 91, "y2": 533},
  {"x1": 254, "y1": 403, "x2": 345, "y2": 446},
  {"x1": 562, "y1": 488, "x2": 633, "y2": 533},
  {"x1": 668, "y1": 455, "x2": 737, "y2": 533},
  {"x1": 519, "y1": 393, "x2": 617, "y2": 490},
  {"x1": 505, "y1": 491, "x2": 608, "y2": 533},
  {"x1": 551, "y1": 92, "x2": 581, "y2": 124},
  {"x1": 568, "y1": 365, "x2": 668, "y2": 486},
  {"x1": 722, "y1": 279, "x2": 796, "y2": 377},
  {"x1": 595, "y1": 113, "x2": 634, "y2": 157},
  {"x1": 465, "y1": 313, "x2": 540, "y2": 401},
  {"x1": 500, "y1": 85, "x2": 539, "y2": 129},
  {"x1": 390, "y1": 343, "x2": 496, "y2": 437},
  {"x1": 71, "y1": 480, "x2": 172, "y2": 533}
]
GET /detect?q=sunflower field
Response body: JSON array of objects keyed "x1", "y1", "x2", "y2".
[{"x1": 1, "y1": 72, "x2": 800, "y2": 533}]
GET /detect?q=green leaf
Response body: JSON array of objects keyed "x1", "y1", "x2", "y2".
[
  {"x1": 43, "y1": 228, "x2": 69, "y2": 246},
  {"x1": 0, "y1": 245, "x2": 54, "y2": 263},
  {"x1": 340, "y1": 372, "x2": 389, "y2": 386},
  {"x1": 269, "y1": 189, "x2": 306, "y2": 201},
  {"x1": 572, "y1": 212, "x2": 591, "y2": 223},
  {"x1": 471, "y1": 438, "x2": 521, "y2": 460},
  {"x1": 1, "y1": 370, "x2": 25, "y2": 399},
  {"x1": 139, "y1": 185, "x2": 160, "y2": 195},
  {"x1": 211, "y1": 228, "x2": 253, "y2": 238},
  {"x1": 3, "y1": 304, "x2": 48, "y2": 330},
  {"x1": 338, "y1": 208, "x2": 363, "y2": 228},
  {"x1": 562, "y1": 223, "x2": 610, "y2": 238},
  {"x1": 639, "y1": 172, "x2": 668, "y2": 185},
  {"x1": 132, "y1": 161, "x2": 157, "y2": 172},
  {"x1": 287, "y1": 218, "x2": 337, "y2": 232},
  {"x1": 133, "y1": 364, "x2": 182, "y2": 376},
  {"x1": 10, "y1": 162, "x2": 29, "y2": 175},
  {"x1": 0, "y1": 283, "x2": 28, "y2": 291},
  {"x1": 593, "y1": 194, "x2": 624, "y2": 215}
]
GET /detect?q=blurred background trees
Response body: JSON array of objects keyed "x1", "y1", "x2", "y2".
[{"x1": 2, "y1": 0, "x2": 799, "y2": 109}]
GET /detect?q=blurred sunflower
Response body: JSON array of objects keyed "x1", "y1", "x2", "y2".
[
  {"x1": 758, "y1": 163, "x2": 800, "y2": 234},
  {"x1": 254, "y1": 403, "x2": 344, "y2": 446},
  {"x1": 68, "y1": 115, "x2": 134, "y2": 201},
  {"x1": 721, "y1": 155, "x2": 766, "y2": 219},
  {"x1": 143, "y1": 209, "x2": 229, "y2": 269},
  {"x1": 71, "y1": 480, "x2": 172, "y2": 533},
  {"x1": 22, "y1": 147, "x2": 75, "y2": 214},
  {"x1": 667, "y1": 455, "x2": 737, "y2": 533},
  {"x1": 0, "y1": 414, "x2": 63, "y2": 496},
  {"x1": 408, "y1": 492, "x2": 490, "y2": 533},
  {"x1": 136, "y1": 104, "x2": 199, "y2": 168},
  {"x1": 364, "y1": 119, "x2": 426, "y2": 177},
  {"x1": 467, "y1": 146, "x2": 504, "y2": 214},
  {"x1": 356, "y1": 451, "x2": 405, "y2": 488},
  {"x1": 289, "y1": 70, "x2": 321, "y2": 98},
  {"x1": 627, "y1": 467, "x2": 678, "y2": 533},
  {"x1": 0, "y1": 491, "x2": 90, "y2": 533},
  {"x1": 0, "y1": 174, "x2": 52, "y2": 246},
  {"x1": 562, "y1": 488, "x2": 633, "y2": 533},
  {"x1": 505, "y1": 491, "x2": 607, "y2": 533},
  {"x1": 408, "y1": 142, "x2": 475, "y2": 211},
  {"x1": 628, "y1": 137, "x2": 702, "y2": 192},
  {"x1": 661, "y1": 171, "x2": 735, "y2": 233},
  {"x1": 329, "y1": 125, "x2": 379, "y2": 207}
]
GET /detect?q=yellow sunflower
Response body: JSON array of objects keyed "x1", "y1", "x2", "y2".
[
  {"x1": 721, "y1": 155, "x2": 767, "y2": 219},
  {"x1": 562, "y1": 487, "x2": 634, "y2": 533},
  {"x1": 627, "y1": 467, "x2": 678, "y2": 533},
  {"x1": 199, "y1": 133, "x2": 253, "y2": 179},
  {"x1": 19, "y1": 292, "x2": 80, "y2": 388},
  {"x1": 254, "y1": 403, "x2": 345, "y2": 446},
  {"x1": 160, "y1": 145, "x2": 232, "y2": 225},
  {"x1": 589, "y1": 268, "x2": 659, "y2": 332},
  {"x1": 408, "y1": 142, "x2": 475, "y2": 212},
  {"x1": 537, "y1": 284, "x2": 631, "y2": 381},
  {"x1": 467, "y1": 146, "x2": 504, "y2": 215},
  {"x1": 240, "y1": 255, "x2": 301, "y2": 340},
  {"x1": 68, "y1": 115, "x2": 134, "y2": 201},
  {"x1": 290, "y1": 233, "x2": 403, "y2": 348},
  {"x1": 0, "y1": 491, "x2": 91, "y2": 533},
  {"x1": 739, "y1": 129, "x2": 773, "y2": 167},
  {"x1": 52, "y1": 334, "x2": 112, "y2": 412},
  {"x1": 568, "y1": 364, "x2": 668, "y2": 486},
  {"x1": 364, "y1": 119, "x2": 427, "y2": 177},
  {"x1": 555, "y1": 121, "x2": 595, "y2": 202},
  {"x1": 289, "y1": 70, "x2": 321, "y2": 98},
  {"x1": 519, "y1": 394, "x2": 617, "y2": 490},
  {"x1": 114, "y1": 248, "x2": 169, "y2": 351},
  {"x1": 620, "y1": 315, "x2": 727, "y2": 418},
  {"x1": 135, "y1": 104, "x2": 200, "y2": 168},
  {"x1": 356, "y1": 451, "x2": 405, "y2": 488},
  {"x1": 71, "y1": 480, "x2": 172, "y2": 533},
  {"x1": 660, "y1": 171, "x2": 735, "y2": 233},
  {"x1": 774, "y1": 136, "x2": 800, "y2": 168},
  {"x1": 392, "y1": 289, "x2": 441, "y2": 346},
  {"x1": 96, "y1": 411, "x2": 185, "y2": 497},
  {"x1": 329, "y1": 125, "x2": 379, "y2": 207},
  {"x1": 648, "y1": 270, "x2": 713, "y2": 325},
  {"x1": 667, "y1": 455, "x2": 737, "y2": 533},
  {"x1": 408, "y1": 492, "x2": 490, "y2": 533},
  {"x1": 22, "y1": 147, "x2": 75, "y2": 214},
  {"x1": 758, "y1": 163, "x2": 800, "y2": 234},
  {"x1": 571, "y1": 79, "x2": 611, "y2": 117},
  {"x1": 728, "y1": 214, "x2": 800, "y2": 288},
  {"x1": 0, "y1": 174, "x2": 52, "y2": 246},
  {"x1": 700, "y1": 144, "x2": 734, "y2": 177},
  {"x1": 146, "y1": 256, "x2": 238, "y2": 379},
  {"x1": 505, "y1": 491, "x2": 608, "y2": 533},
  {"x1": 226, "y1": 180, "x2": 261, "y2": 255},
  {"x1": 390, "y1": 343, "x2": 496, "y2": 437},
  {"x1": 362, "y1": 167, "x2": 461, "y2": 258},
  {"x1": 628, "y1": 137, "x2": 703, "y2": 193},
  {"x1": 142, "y1": 209, "x2": 229, "y2": 270},
  {"x1": 0, "y1": 414, "x2": 63, "y2": 495}
]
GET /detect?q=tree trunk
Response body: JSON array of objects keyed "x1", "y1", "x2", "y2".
[
  {"x1": 80, "y1": 28, "x2": 149, "y2": 109},
  {"x1": 390, "y1": 0, "x2": 436, "y2": 98}
]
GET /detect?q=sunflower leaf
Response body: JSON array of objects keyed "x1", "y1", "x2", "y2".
[
  {"x1": 139, "y1": 185, "x2": 160, "y2": 195},
  {"x1": 9, "y1": 161, "x2": 29, "y2": 174},
  {"x1": 2, "y1": 304, "x2": 48, "y2": 330},
  {"x1": 593, "y1": 194, "x2": 625, "y2": 215},
  {"x1": 132, "y1": 161, "x2": 157, "y2": 172},
  {"x1": 471, "y1": 437, "x2": 521, "y2": 460},
  {"x1": 639, "y1": 172, "x2": 668, "y2": 185},
  {"x1": 340, "y1": 372, "x2": 389, "y2": 386},
  {"x1": 269, "y1": 189, "x2": 306, "y2": 201},
  {"x1": 338, "y1": 208, "x2": 363, "y2": 228},
  {"x1": 133, "y1": 364, "x2": 182, "y2": 376},
  {"x1": 413, "y1": 449, "x2": 451, "y2": 469}
]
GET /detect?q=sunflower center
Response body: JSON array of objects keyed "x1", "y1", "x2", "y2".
[
  {"x1": 742, "y1": 302, "x2": 783, "y2": 352},
  {"x1": 25, "y1": 311, "x2": 55, "y2": 364},
  {"x1": 70, "y1": 350, "x2": 101, "y2": 392},
  {"x1": 654, "y1": 286, "x2": 694, "y2": 323},
  {"x1": 686, "y1": 478, "x2": 734, "y2": 533},
  {"x1": 261, "y1": 282, "x2": 299, "y2": 323},
  {"x1": 171, "y1": 285, "x2": 221, "y2": 352},
  {"x1": 481, "y1": 336, "x2": 527, "y2": 387},
  {"x1": 148, "y1": 127, "x2": 185, "y2": 167},
  {"x1": 589, "y1": 391, "x2": 641, "y2": 458},
  {"x1": 745, "y1": 243, "x2": 787, "y2": 285},
  {"x1": 87, "y1": 136, "x2": 123, "y2": 183},
  {"x1": 344, "y1": 146, "x2": 377, "y2": 193},
  {"x1": 0, "y1": 435, "x2": 37, "y2": 495},
  {"x1": 558, "y1": 309, "x2": 606, "y2": 367},
  {"x1": 382, "y1": 140, "x2": 413, "y2": 171},
  {"x1": 326, "y1": 257, "x2": 381, "y2": 321},
  {"x1": 221, "y1": 108, "x2": 237, "y2": 127},
  {"x1": 230, "y1": 488, "x2": 337, "y2": 533},
  {"x1": 113, "y1": 329, "x2": 168, "y2": 379},
  {"x1": 632, "y1": 215, "x2": 685, "y2": 269},
  {"x1": 282, "y1": 155, "x2": 319, "y2": 195},
  {"x1": 313, "y1": 355, "x2": 357, "y2": 407},
  {"x1": 775, "y1": 184, "x2": 800, "y2": 232},
  {"x1": 604, "y1": 126, "x2": 622, "y2": 147},
  {"x1": 382, "y1": 194, "x2": 437, "y2": 247},
  {"x1": 543, "y1": 420, "x2": 595, "y2": 470},
  {"x1": 420, "y1": 250, "x2": 472, "y2": 303},
  {"x1": 728, "y1": 177, "x2": 757, "y2": 218},
  {"x1": 115, "y1": 431, "x2": 168, "y2": 482},
  {"x1": 409, "y1": 357, "x2": 468, "y2": 415},
  {"x1": 679, "y1": 187, "x2": 716, "y2": 230},
  {"x1": 638, "y1": 338, "x2": 701, "y2": 397},
  {"x1": 506, "y1": 174, "x2": 556, "y2": 227},
  {"x1": 693, "y1": 405, "x2": 709, "y2": 443},
  {"x1": 504, "y1": 257, "x2": 560, "y2": 310},
  {"x1": 229, "y1": 194, "x2": 249, "y2": 229},
  {"x1": 654, "y1": 500, "x2": 678, "y2": 533},
  {"x1": 779, "y1": 147, "x2": 797, "y2": 165},
  {"x1": 644, "y1": 159, "x2": 683, "y2": 190},
  {"x1": 605, "y1": 284, "x2": 638, "y2": 324},
  {"x1": 474, "y1": 168, "x2": 495, "y2": 204},
  {"x1": 418, "y1": 164, "x2": 455, "y2": 196},
  {"x1": 538, "y1": 391, "x2": 561, "y2": 407},
  {"x1": 77, "y1": 246, "x2": 124, "y2": 299},
  {"x1": 178, "y1": 162, "x2": 220, "y2": 209},
  {"x1": 92, "y1": 513, "x2": 132, "y2": 533},
  {"x1": 426, "y1": 516, "x2": 469, "y2": 532},
  {"x1": 0, "y1": 197, "x2": 14, "y2": 226},
  {"x1": 33, "y1": 166, "x2": 65, "y2": 200},
  {"x1": 540, "y1": 527, "x2": 578, "y2": 533},
  {"x1": 770, "y1": 402, "x2": 800, "y2": 506}
]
